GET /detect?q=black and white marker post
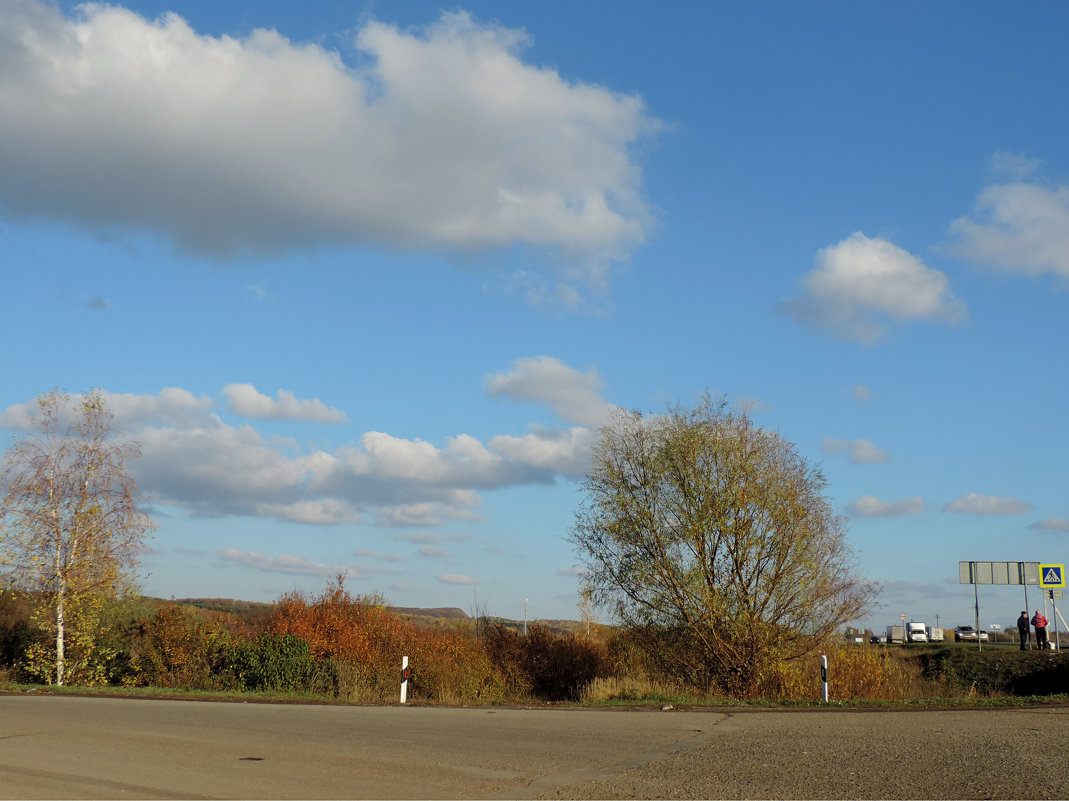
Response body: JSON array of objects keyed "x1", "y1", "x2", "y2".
[
  {"x1": 820, "y1": 654, "x2": 829, "y2": 702},
  {"x1": 400, "y1": 656, "x2": 409, "y2": 705}
]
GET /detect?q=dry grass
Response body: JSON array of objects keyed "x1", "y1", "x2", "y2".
[{"x1": 580, "y1": 675, "x2": 692, "y2": 704}]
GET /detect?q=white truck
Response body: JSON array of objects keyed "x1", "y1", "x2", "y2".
[
  {"x1": 886, "y1": 625, "x2": 905, "y2": 644},
  {"x1": 927, "y1": 626, "x2": 944, "y2": 642},
  {"x1": 907, "y1": 621, "x2": 928, "y2": 643}
]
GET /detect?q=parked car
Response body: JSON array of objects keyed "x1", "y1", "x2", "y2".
[
  {"x1": 955, "y1": 625, "x2": 978, "y2": 642},
  {"x1": 978, "y1": 630, "x2": 989, "y2": 641}
]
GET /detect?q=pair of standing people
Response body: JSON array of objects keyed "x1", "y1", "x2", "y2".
[{"x1": 1017, "y1": 610, "x2": 1049, "y2": 650}]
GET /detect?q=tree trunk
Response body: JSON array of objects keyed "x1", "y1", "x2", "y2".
[{"x1": 55, "y1": 557, "x2": 66, "y2": 687}]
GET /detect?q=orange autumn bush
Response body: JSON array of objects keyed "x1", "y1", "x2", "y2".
[{"x1": 266, "y1": 576, "x2": 507, "y2": 703}]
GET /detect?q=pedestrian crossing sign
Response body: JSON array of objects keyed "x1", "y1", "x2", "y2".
[{"x1": 1039, "y1": 564, "x2": 1065, "y2": 588}]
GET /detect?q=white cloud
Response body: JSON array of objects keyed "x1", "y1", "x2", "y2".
[
  {"x1": 216, "y1": 548, "x2": 373, "y2": 578},
  {"x1": 0, "y1": 2, "x2": 657, "y2": 289},
  {"x1": 223, "y1": 383, "x2": 348, "y2": 423},
  {"x1": 847, "y1": 495, "x2": 925, "y2": 518},
  {"x1": 489, "y1": 425, "x2": 595, "y2": 477},
  {"x1": 255, "y1": 499, "x2": 363, "y2": 525},
  {"x1": 0, "y1": 386, "x2": 213, "y2": 430},
  {"x1": 852, "y1": 385, "x2": 873, "y2": 401},
  {"x1": 822, "y1": 438, "x2": 890, "y2": 464},
  {"x1": 949, "y1": 180, "x2": 1069, "y2": 278},
  {"x1": 436, "y1": 573, "x2": 478, "y2": 585},
  {"x1": 942, "y1": 493, "x2": 1032, "y2": 516},
  {"x1": 0, "y1": 364, "x2": 597, "y2": 530},
  {"x1": 782, "y1": 233, "x2": 966, "y2": 343},
  {"x1": 354, "y1": 549, "x2": 404, "y2": 563},
  {"x1": 1028, "y1": 517, "x2": 1069, "y2": 533},
  {"x1": 485, "y1": 355, "x2": 612, "y2": 427},
  {"x1": 989, "y1": 151, "x2": 1045, "y2": 181}
]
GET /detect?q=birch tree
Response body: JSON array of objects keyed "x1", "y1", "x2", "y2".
[
  {"x1": 0, "y1": 390, "x2": 153, "y2": 685},
  {"x1": 570, "y1": 396, "x2": 874, "y2": 695}
]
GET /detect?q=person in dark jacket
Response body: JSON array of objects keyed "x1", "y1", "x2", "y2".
[
  {"x1": 1032, "y1": 610, "x2": 1049, "y2": 650},
  {"x1": 1017, "y1": 611, "x2": 1030, "y2": 650}
]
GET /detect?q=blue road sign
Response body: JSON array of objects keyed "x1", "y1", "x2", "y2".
[{"x1": 1039, "y1": 564, "x2": 1065, "y2": 588}]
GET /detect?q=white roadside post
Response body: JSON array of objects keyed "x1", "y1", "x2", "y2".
[
  {"x1": 400, "y1": 656, "x2": 409, "y2": 705},
  {"x1": 820, "y1": 654, "x2": 829, "y2": 703}
]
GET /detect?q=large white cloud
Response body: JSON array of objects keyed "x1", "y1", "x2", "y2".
[
  {"x1": 0, "y1": 356, "x2": 601, "y2": 528},
  {"x1": 782, "y1": 233, "x2": 967, "y2": 343},
  {"x1": 0, "y1": 1, "x2": 657, "y2": 286},
  {"x1": 949, "y1": 181, "x2": 1069, "y2": 278},
  {"x1": 0, "y1": 358, "x2": 604, "y2": 527}
]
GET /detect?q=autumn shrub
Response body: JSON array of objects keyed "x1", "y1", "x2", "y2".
[
  {"x1": 407, "y1": 627, "x2": 507, "y2": 704},
  {"x1": 479, "y1": 623, "x2": 533, "y2": 698},
  {"x1": 479, "y1": 623, "x2": 612, "y2": 701},
  {"x1": 267, "y1": 578, "x2": 412, "y2": 700},
  {"x1": 0, "y1": 590, "x2": 39, "y2": 682},
  {"x1": 128, "y1": 603, "x2": 236, "y2": 690},
  {"x1": 752, "y1": 643, "x2": 915, "y2": 701}
]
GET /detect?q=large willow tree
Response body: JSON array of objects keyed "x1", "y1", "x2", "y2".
[
  {"x1": 570, "y1": 396, "x2": 874, "y2": 694},
  {"x1": 0, "y1": 390, "x2": 153, "y2": 685}
]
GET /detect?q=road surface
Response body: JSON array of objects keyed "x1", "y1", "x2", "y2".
[{"x1": 1, "y1": 694, "x2": 1067, "y2": 799}]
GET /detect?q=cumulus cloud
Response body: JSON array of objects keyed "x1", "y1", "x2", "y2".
[
  {"x1": 781, "y1": 233, "x2": 967, "y2": 343},
  {"x1": 489, "y1": 425, "x2": 595, "y2": 477},
  {"x1": 0, "y1": 386, "x2": 214, "y2": 430},
  {"x1": 847, "y1": 495, "x2": 925, "y2": 518},
  {"x1": 223, "y1": 383, "x2": 348, "y2": 423},
  {"x1": 485, "y1": 355, "x2": 612, "y2": 427},
  {"x1": 0, "y1": 1, "x2": 658, "y2": 288},
  {"x1": 942, "y1": 493, "x2": 1032, "y2": 516},
  {"x1": 949, "y1": 180, "x2": 1069, "y2": 279},
  {"x1": 0, "y1": 357, "x2": 602, "y2": 530},
  {"x1": 1028, "y1": 517, "x2": 1069, "y2": 533},
  {"x1": 822, "y1": 438, "x2": 890, "y2": 464}
]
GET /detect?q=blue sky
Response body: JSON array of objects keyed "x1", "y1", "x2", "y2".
[{"x1": 2, "y1": 0, "x2": 1067, "y2": 632}]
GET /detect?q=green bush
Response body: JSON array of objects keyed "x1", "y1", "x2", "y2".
[{"x1": 229, "y1": 633, "x2": 337, "y2": 694}]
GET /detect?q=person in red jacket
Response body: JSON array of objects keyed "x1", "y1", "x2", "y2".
[{"x1": 1031, "y1": 610, "x2": 1049, "y2": 650}]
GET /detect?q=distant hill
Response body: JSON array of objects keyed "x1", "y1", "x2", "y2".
[
  {"x1": 161, "y1": 598, "x2": 590, "y2": 635},
  {"x1": 391, "y1": 606, "x2": 469, "y2": 620}
]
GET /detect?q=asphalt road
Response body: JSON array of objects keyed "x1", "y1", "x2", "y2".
[{"x1": 1, "y1": 694, "x2": 1067, "y2": 799}]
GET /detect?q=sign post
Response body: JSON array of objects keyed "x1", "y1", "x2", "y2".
[
  {"x1": 960, "y1": 562, "x2": 1042, "y2": 652},
  {"x1": 1040, "y1": 565, "x2": 1065, "y2": 651}
]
